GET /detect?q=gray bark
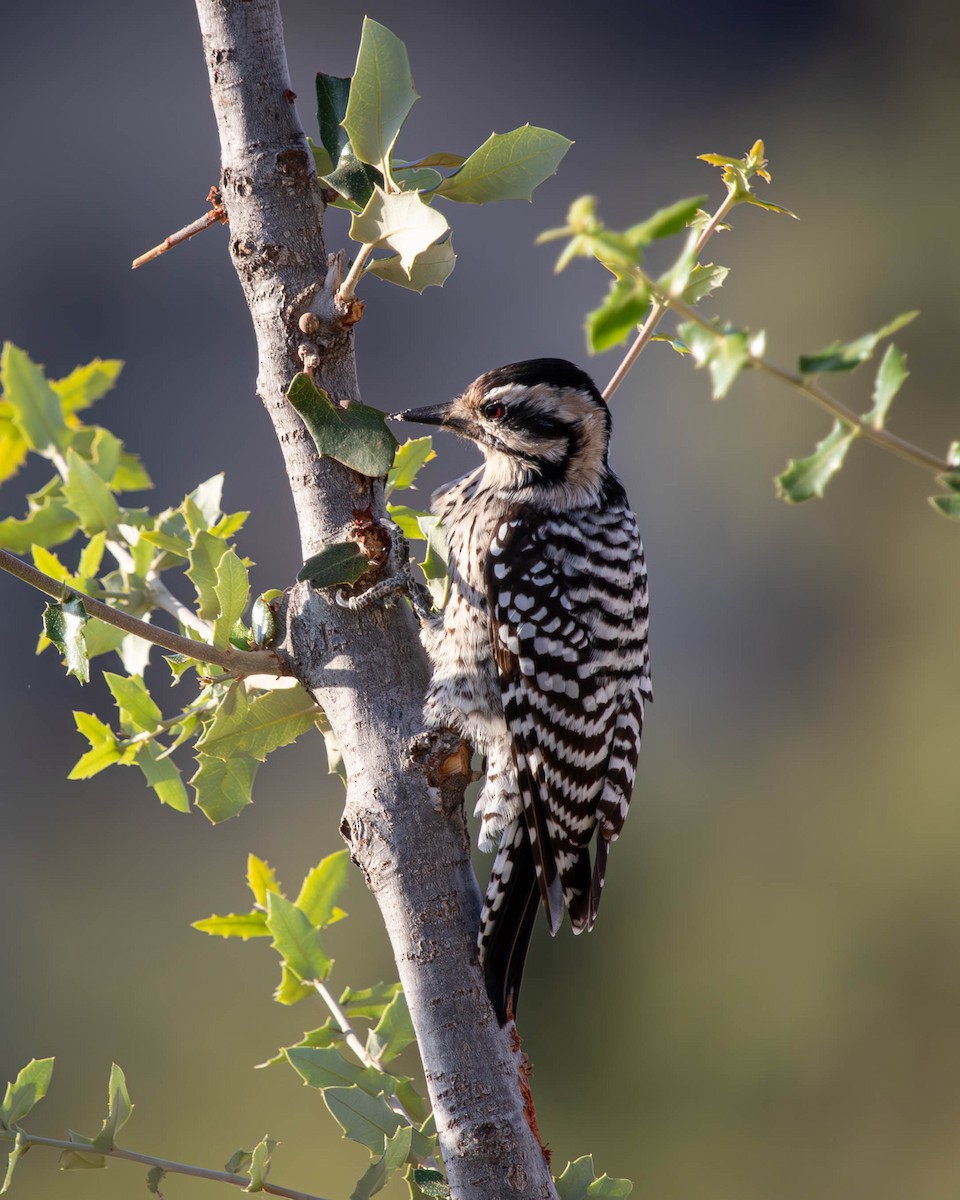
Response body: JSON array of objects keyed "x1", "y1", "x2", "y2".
[{"x1": 192, "y1": 2, "x2": 559, "y2": 1197}]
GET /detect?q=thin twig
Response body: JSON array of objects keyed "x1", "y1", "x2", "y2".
[
  {"x1": 0, "y1": 548, "x2": 280, "y2": 676},
  {"x1": 603, "y1": 190, "x2": 738, "y2": 401},
  {"x1": 0, "y1": 1130, "x2": 329, "y2": 1200},
  {"x1": 132, "y1": 193, "x2": 228, "y2": 269},
  {"x1": 646, "y1": 279, "x2": 952, "y2": 477},
  {"x1": 311, "y1": 981, "x2": 376, "y2": 1068}
]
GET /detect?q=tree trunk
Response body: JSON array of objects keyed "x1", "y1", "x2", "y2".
[{"x1": 192, "y1": 2, "x2": 558, "y2": 1197}]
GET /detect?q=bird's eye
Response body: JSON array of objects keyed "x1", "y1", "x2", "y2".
[{"x1": 482, "y1": 400, "x2": 506, "y2": 421}]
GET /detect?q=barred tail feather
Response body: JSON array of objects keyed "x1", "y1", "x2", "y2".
[{"x1": 478, "y1": 819, "x2": 541, "y2": 1024}]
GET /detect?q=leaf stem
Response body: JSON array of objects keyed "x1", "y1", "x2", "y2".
[
  {"x1": 0, "y1": 548, "x2": 281, "y2": 676},
  {"x1": 603, "y1": 189, "x2": 738, "y2": 401},
  {"x1": 337, "y1": 244, "x2": 375, "y2": 304},
  {"x1": 0, "y1": 1129, "x2": 329, "y2": 1200}
]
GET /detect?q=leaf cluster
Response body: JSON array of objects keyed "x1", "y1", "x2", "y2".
[
  {"x1": 0, "y1": 345, "x2": 341, "y2": 819},
  {"x1": 545, "y1": 144, "x2": 956, "y2": 513},
  {"x1": 195, "y1": 853, "x2": 440, "y2": 1199},
  {"x1": 311, "y1": 18, "x2": 571, "y2": 292}
]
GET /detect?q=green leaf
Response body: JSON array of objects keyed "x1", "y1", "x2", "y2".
[
  {"x1": 244, "y1": 1136, "x2": 276, "y2": 1193},
  {"x1": 141, "y1": 528, "x2": 191, "y2": 559},
  {"x1": 386, "y1": 504, "x2": 429, "y2": 540},
  {"x1": 366, "y1": 991, "x2": 416, "y2": 1065},
  {"x1": 775, "y1": 420, "x2": 856, "y2": 503},
  {"x1": 799, "y1": 311, "x2": 918, "y2": 374},
  {"x1": 274, "y1": 963, "x2": 314, "y2": 1006},
  {"x1": 81, "y1": 426, "x2": 122, "y2": 483},
  {"x1": 213, "y1": 547, "x2": 250, "y2": 647},
  {"x1": 554, "y1": 1156, "x2": 633, "y2": 1199},
  {"x1": 403, "y1": 152, "x2": 465, "y2": 170},
  {"x1": 868, "y1": 342, "x2": 908, "y2": 426},
  {"x1": 185, "y1": 474, "x2": 225, "y2": 530},
  {"x1": 323, "y1": 1086, "x2": 404, "y2": 1154},
  {"x1": 386, "y1": 437, "x2": 435, "y2": 496},
  {"x1": 1, "y1": 344, "x2": 71, "y2": 453},
  {"x1": 112, "y1": 451, "x2": 153, "y2": 493},
  {"x1": 32, "y1": 543, "x2": 78, "y2": 590},
  {"x1": 435, "y1": 125, "x2": 572, "y2": 204},
  {"x1": 930, "y1": 493, "x2": 960, "y2": 520},
  {"x1": 682, "y1": 262, "x2": 729, "y2": 305},
  {"x1": 365, "y1": 238, "x2": 457, "y2": 292},
  {"x1": 678, "y1": 321, "x2": 760, "y2": 400},
  {"x1": 83, "y1": 620, "x2": 127, "y2": 661},
  {"x1": 411, "y1": 1168, "x2": 450, "y2": 1199},
  {"x1": 187, "y1": 530, "x2": 229, "y2": 620},
  {"x1": 1, "y1": 1130, "x2": 27, "y2": 1194},
  {"x1": 0, "y1": 493, "x2": 78, "y2": 553},
  {"x1": 247, "y1": 854, "x2": 283, "y2": 907},
  {"x1": 191, "y1": 752, "x2": 259, "y2": 823},
  {"x1": 311, "y1": 72, "x2": 382, "y2": 207},
  {"x1": 68, "y1": 710, "x2": 125, "y2": 778},
  {"x1": 192, "y1": 911, "x2": 269, "y2": 939},
  {"x1": 393, "y1": 165, "x2": 442, "y2": 192},
  {"x1": 285, "y1": 1046, "x2": 390, "y2": 1096},
  {"x1": 625, "y1": 196, "x2": 706, "y2": 246},
  {"x1": 740, "y1": 194, "x2": 798, "y2": 218},
  {"x1": 43, "y1": 596, "x2": 89, "y2": 683},
  {"x1": 135, "y1": 742, "x2": 190, "y2": 812},
  {"x1": 586, "y1": 280, "x2": 650, "y2": 354},
  {"x1": 62, "y1": 449, "x2": 120, "y2": 534},
  {"x1": 257, "y1": 1022, "x2": 342, "y2": 1068},
  {"x1": 92, "y1": 1063, "x2": 133, "y2": 1153},
  {"x1": 295, "y1": 850, "x2": 350, "y2": 927},
  {"x1": 265, "y1": 892, "x2": 332, "y2": 984},
  {"x1": 146, "y1": 1165, "x2": 166, "y2": 1195},
  {"x1": 52, "y1": 358, "x2": 123, "y2": 414},
  {"x1": 0, "y1": 1058, "x2": 55, "y2": 1130},
  {"x1": 343, "y1": 18, "x2": 419, "y2": 171},
  {"x1": 298, "y1": 542, "x2": 367, "y2": 588},
  {"x1": 287, "y1": 373, "x2": 397, "y2": 478},
  {"x1": 58, "y1": 1131, "x2": 106, "y2": 1171},
  {"x1": 339, "y1": 982, "x2": 402, "y2": 1021},
  {"x1": 225, "y1": 1148, "x2": 253, "y2": 1175},
  {"x1": 417, "y1": 515, "x2": 449, "y2": 608},
  {"x1": 198, "y1": 683, "x2": 318, "y2": 763},
  {"x1": 104, "y1": 671, "x2": 162, "y2": 732},
  {"x1": 78, "y1": 530, "x2": 106, "y2": 579},
  {"x1": 316, "y1": 75, "x2": 352, "y2": 162},
  {"x1": 352, "y1": 1125, "x2": 413, "y2": 1200},
  {"x1": 0, "y1": 407, "x2": 28, "y2": 485},
  {"x1": 350, "y1": 188, "x2": 449, "y2": 274},
  {"x1": 394, "y1": 1078, "x2": 430, "y2": 1126}
]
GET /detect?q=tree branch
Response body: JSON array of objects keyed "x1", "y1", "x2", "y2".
[
  {"x1": 0, "y1": 1130, "x2": 329, "y2": 1200},
  {"x1": 0, "y1": 548, "x2": 279, "y2": 676},
  {"x1": 642, "y1": 276, "x2": 952, "y2": 476},
  {"x1": 132, "y1": 190, "x2": 228, "y2": 269},
  {"x1": 193, "y1": 3, "x2": 557, "y2": 1196},
  {"x1": 603, "y1": 189, "x2": 738, "y2": 401}
]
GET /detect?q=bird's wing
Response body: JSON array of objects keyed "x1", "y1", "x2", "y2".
[{"x1": 485, "y1": 499, "x2": 648, "y2": 933}]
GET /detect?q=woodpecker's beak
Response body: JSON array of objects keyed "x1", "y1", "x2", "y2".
[{"x1": 388, "y1": 402, "x2": 455, "y2": 427}]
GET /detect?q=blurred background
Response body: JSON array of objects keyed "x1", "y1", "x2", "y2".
[{"x1": 3, "y1": 1, "x2": 960, "y2": 1197}]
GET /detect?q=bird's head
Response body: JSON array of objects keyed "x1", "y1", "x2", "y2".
[{"x1": 390, "y1": 359, "x2": 611, "y2": 497}]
